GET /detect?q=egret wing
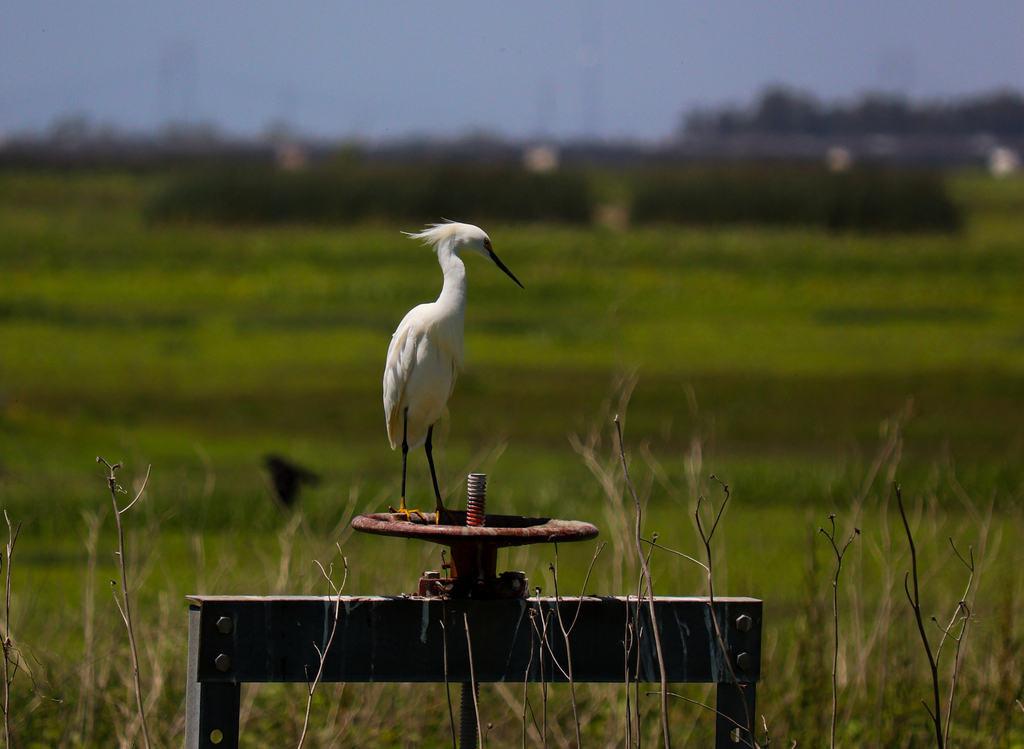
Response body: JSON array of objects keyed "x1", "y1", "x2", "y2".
[
  {"x1": 383, "y1": 318, "x2": 418, "y2": 450},
  {"x1": 448, "y1": 356, "x2": 459, "y2": 399}
]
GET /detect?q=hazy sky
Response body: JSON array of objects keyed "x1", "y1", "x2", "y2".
[{"x1": 2, "y1": 2, "x2": 1023, "y2": 141}]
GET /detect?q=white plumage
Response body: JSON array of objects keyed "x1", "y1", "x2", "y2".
[{"x1": 384, "y1": 221, "x2": 522, "y2": 521}]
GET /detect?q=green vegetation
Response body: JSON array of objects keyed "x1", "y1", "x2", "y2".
[
  {"x1": 0, "y1": 168, "x2": 1022, "y2": 746},
  {"x1": 631, "y1": 166, "x2": 963, "y2": 232},
  {"x1": 146, "y1": 164, "x2": 593, "y2": 225}
]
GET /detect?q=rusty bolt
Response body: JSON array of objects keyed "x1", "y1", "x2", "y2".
[
  {"x1": 214, "y1": 654, "x2": 232, "y2": 672},
  {"x1": 735, "y1": 614, "x2": 752, "y2": 633},
  {"x1": 736, "y1": 652, "x2": 752, "y2": 670},
  {"x1": 466, "y1": 473, "x2": 487, "y2": 526},
  {"x1": 216, "y1": 616, "x2": 233, "y2": 634}
]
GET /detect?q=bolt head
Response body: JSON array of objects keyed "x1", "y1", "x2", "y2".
[
  {"x1": 214, "y1": 653, "x2": 231, "y2": 672},
  {"x1": 216, "y1": 616, "x2": 233, "y2": 634},
  {"x1": 735, "y1": 614, "x2": 753, "y2": 633},
  {"x1": 736, "y1": 652, "x2": 752, "y2": 670}
]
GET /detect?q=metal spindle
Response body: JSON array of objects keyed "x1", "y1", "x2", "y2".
[{"x1": 466, "y1": 473, "x2": 486, "y2": 527}]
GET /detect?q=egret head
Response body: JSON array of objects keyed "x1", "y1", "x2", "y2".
[
  {"x1": 462, "y1": 224, "x2": 524, "y2": 289},
  {"x1": 405, "y1": 222, "x2": 524, "y2": 288}
]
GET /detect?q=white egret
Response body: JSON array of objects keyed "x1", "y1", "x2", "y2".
[{"x1": 384, "y1": 221, "x2": 523, "y2": 523}]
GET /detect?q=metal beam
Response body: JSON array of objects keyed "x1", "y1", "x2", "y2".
[{"x1": 187, "y1": 595, "x2": 761, "y2": 685}]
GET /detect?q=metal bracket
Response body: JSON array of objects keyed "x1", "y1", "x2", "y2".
[{"x1": 183, "y1": 595, "x2": 762, "y2": 748}]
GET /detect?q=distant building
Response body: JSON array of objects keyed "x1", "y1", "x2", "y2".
[
  {"x1": 988, "y1": 147, "x2": 1020, "y2": 177},
  {"x1": 276, "y1": 143, "x2": 309, "y2": 171},
  {"x1": 826, "y1": 146, "x2": 852, "y2": 172},
  {"x1": 523, "y1": 144, "x2": 559, "y2": 173}
]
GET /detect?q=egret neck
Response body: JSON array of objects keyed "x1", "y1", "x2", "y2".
[{"x1": 432, "y1": 235, "x2": 467, "y2": 367}]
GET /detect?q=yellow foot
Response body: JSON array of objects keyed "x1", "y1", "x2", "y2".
[
  {"x1": 435, "y1": 507, "x2": 458, "y2": 525},
  {"x1": 388, "y1": 504, "x2": 427, "y2": 522}
]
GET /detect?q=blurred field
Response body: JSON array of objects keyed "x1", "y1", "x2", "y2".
[{"x1": 0, "y1": 168, "x2": 1022, "y2": 746}]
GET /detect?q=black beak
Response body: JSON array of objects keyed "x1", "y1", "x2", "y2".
[{"x1": 488, "y1": 249, "x2": 524, "y2": 289}]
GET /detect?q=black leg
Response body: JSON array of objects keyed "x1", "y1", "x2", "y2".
[
  {"x1": 391, "y1": 408, "x2": 424, "y2": 520},
  {"x1": 425, "y1": 425, "x2": 454, "y2": 524},
  {"x1": 400, "y1": 407, "x2": 409, "y2": 509},
  {"x1": 425, "y1": 425, "x2": 443, "y2": 508}
]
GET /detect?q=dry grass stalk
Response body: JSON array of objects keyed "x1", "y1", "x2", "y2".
[
  {"x1": 75, "y1": 507, "x2": 106, "y2": 745},
  {"x1": 937, "y1": 540, "x2": 975, "y2": 748},
  {"x1": 529, "y1": 589, "x2": 551, "y2": 749},
  {"x1": 440, "y1": 612, "x2": 458, "y2": 749},
  {"x1": 819, "y1": 514, "x2": 860, "y2": 749},
  {"x1": 895, "y1": 481, "x2": 976, "y2": 749},
  {"x1": 274, "y1": 511, "x2": 304, "y2": 595},
  {"x1": 657, "y1": 690, "x2": 751, "y2": 734},
  {"x1": 2, "y1": 511, "x2": 20, "y2": 749},
  {"x1": 297, "y1": 547, "x2": 348, "y2": 749},
  {"x1": 633, "y1": 540, "x2": 659, "y2": 747},
  {"x1": 547, "y1": 541, "x2": 605, "y2": 749},
  {"x1": 547, "y1": 557, "x2": 581, "y2": 749},
  {"x1": 569, "y1": 373, "x2": 639, "y2": 595},
  {"x1": 694, "y1": 477, "x2": 757, "y2": 747},
  {"x1": 616, "y1": 414, "x2": 671, "y2": 749},
  {"x1": 845, "y1": 407, "x2": 905, "y2": 698},
  {"x1": 492, "y1": 608, "x2": 545, "y2": 749},
  {"x1": 623, "y1": 604, "x2": 633, "y2": 747},
  {"x1": 97, "y1": 457, "x2": 152, "y2": 749},
  {"x1": 897, "y1": 479, "x2": 944, "y2": 746},
  {"x1": 463, "y1": 613, "x2": 484, "y2": 749}
]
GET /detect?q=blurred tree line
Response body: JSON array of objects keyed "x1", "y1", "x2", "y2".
[
  {"x1": 683, "y1": 86, "x2": 1024, "y2": 137},
  {"x1": 147, "y1": 162, "x2": 961, "y2": 234},
  {"x1": 146, "y1": 164, "x2": 593, "y2": 226}
]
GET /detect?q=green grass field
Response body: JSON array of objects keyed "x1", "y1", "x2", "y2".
[{"x1": 0, "y1": 169, "x2": 1022, "y2": 746}]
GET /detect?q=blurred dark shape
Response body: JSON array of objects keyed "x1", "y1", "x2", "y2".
[
  {"x1": 145, "y1": 164, "x2": 592, "y2": 226},
  {"x1": 684, "y1": 86, "x2": 1024, "y2": 138},
  {"x1": 631, "y1": 166, "x2": 962, "y2": 234},
  {"x1": 47, "y1": 113, "x2": 93, "y2": 148},
  {"x1": 752, "y1": 88, "x2": 824, "y2": 135},
  {"x1": 263, "y1": 454, "x2": 320, "y2": 508}
]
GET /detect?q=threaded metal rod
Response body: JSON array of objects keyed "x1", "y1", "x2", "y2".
[
  {"x1": 466, "y1": 473, "x2": 487, "y2": 527},
  {"x1": 459, "y1": 681, "x2": 480, "y2": 749}
]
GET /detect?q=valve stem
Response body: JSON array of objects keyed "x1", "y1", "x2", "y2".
[{"x1": 466, "y1": 473, "x2": 486, "y2": 527}]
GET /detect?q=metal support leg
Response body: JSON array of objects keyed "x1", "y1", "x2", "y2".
[
  {"x1": 185, "y1": 605, "x2": 201, "y2": 749},
  {"x1": 715, "y1": 683, "x2": 756, "y2": 749},
  {"x1": 459, "y1": 682, "x2": 480, "y2": 749},
  {"x1": 198, "y1": 683, "x2": 241, "y2": 748},
  {"x1": 185, "y1": 604, "x2": 241, "y2": 749}
]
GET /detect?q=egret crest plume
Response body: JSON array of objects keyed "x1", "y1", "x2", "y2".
[{"x1": 402, "y1": 221, "x2": 463, "y2": 250}]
